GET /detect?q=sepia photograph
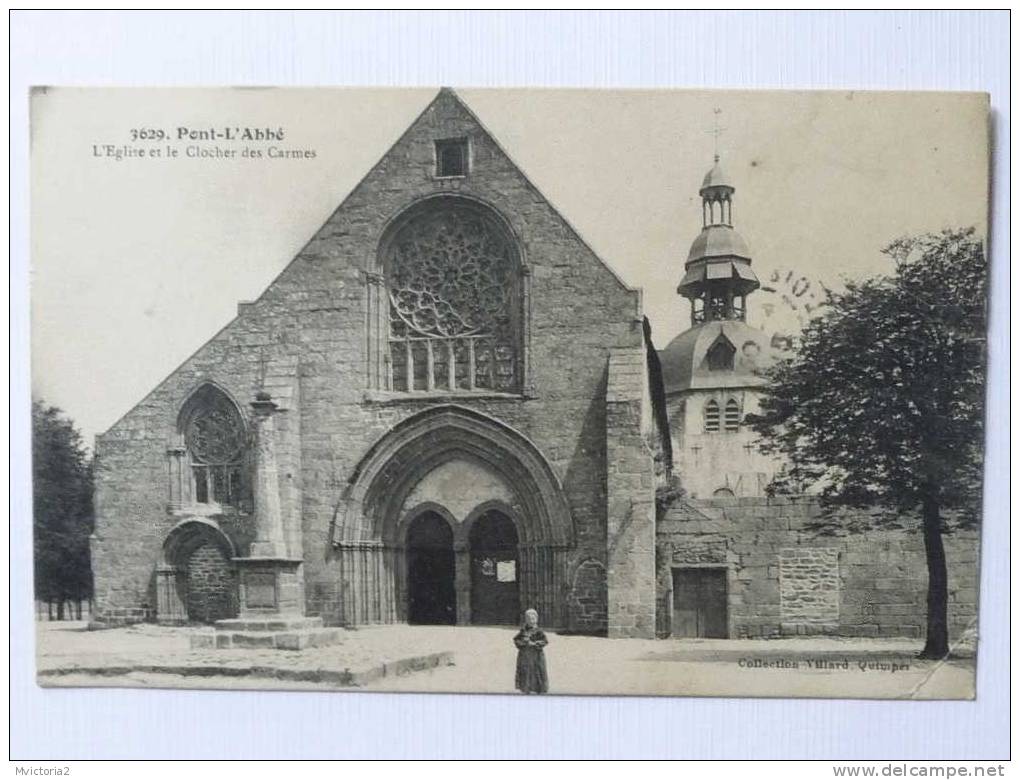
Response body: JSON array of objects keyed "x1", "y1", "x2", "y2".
[{"x1": 30, "y1": 85, "x2": 989, "y2": 702}]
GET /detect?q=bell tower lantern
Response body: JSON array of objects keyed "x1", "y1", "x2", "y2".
[{"x1": 678, "y1": 156, "x2": 760, "y2": 326}]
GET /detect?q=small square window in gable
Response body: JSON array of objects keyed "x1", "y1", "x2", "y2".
[{"x1": 435, "y1": 137, "x2": 469, "y2": 178}]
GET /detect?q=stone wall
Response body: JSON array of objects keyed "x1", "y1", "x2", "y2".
[
  {"x1": 605, "y1": 347, "x2": 658, "y2": 638},
  {"x1": 666, "y1": 390, "x2": 786, "y2": 499},
  {"x1": 185, "y1": 543, "x2": 238, "y2": 624},
  {"x1": 567, "y1": 558, "x2": 608, "y2": 634},
  {"x1": 92, "y1": 89, "x2": 642, "y2": 629},
  {"x1": 778, "y1": 547, "x2": 840, "y2": 624},
  {"x1": 656, "y1": 496, "x2": 980, "y2": 640},
  {"x1": 91, "y1": 349, "x2": 296, "y2": 624}
]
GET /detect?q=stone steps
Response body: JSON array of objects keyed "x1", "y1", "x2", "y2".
[
  {"x1": 38, "y1": 650, "x2": 455, "y2": 688},
  {"x1": 191, "y1": 626, "x2": 345, "y2": 651},
  {"x1": 189, "y1": 614, "x2": 345, "y2": 651},
  {"x1": 213, "y1": 616, "x2": 325, "y2": 632},
  {"x1": 88, "y1": 607, "x2": 152, "y2": 629}
]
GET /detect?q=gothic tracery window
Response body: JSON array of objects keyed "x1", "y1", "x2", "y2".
[
  {"x1": 180, "y1": 385, "x2": 250, "y2": 510},
  {"x1": 384, "y1": 201, "x2": 522, "y2": 393}
]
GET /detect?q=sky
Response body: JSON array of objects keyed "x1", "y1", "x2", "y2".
[{"x1": 30, "y1": 87, "x2": 989, "y2": 446}]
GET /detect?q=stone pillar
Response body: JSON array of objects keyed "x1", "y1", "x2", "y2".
[
  {"x1": 230, "y1": 390, "x2": 306, "y2": 620},
  {"x1": 191, "y1": 391, "x2": 343, "y2": 650},
  {"x1": 166, "y1": 444, "x2": 187, "y2": 510},
  {"x1": 365, "y1": 271, "x2": 387, "y2": 390},
  {"x1": 521, "y1": 264, "x2": 535, "y2": 397},
  {"x1": 605, "y1": 347, "x2": 658, "y2": 639},
  {"x1": 393, "y1": 546, "x2": 408, "y2": 623},
  {"x1": 454, "y1": 544, "x2": 471, "y2": 625},
  {"x1": 249, "y1": 392, "x2": 287, "y2": 558}
]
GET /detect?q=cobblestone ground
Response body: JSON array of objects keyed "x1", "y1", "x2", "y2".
[{"x1": 36, "y1": 621, "x2": 975, "y2": 699}]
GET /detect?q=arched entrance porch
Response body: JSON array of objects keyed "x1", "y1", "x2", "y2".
[
  {"x1": 156, "y1": 519, "x2": 238, "y2": 624},
  {"x1": 331, "y1": 406, "x2": 576, "y2": 628}
]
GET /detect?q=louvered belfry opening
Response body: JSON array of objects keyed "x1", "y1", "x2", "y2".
[
  {"x1": 724, "y1": 398, "x2": 741, "y2": 432},
  {"x1": 704, "y1": 399, "x2": 721, "y2": 433}
]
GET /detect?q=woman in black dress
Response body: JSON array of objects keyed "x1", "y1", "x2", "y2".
[{"x1": 513, "y1": 608, "x2": 548, "y2": 694}]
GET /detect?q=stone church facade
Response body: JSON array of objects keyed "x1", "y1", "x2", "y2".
[
  {"x1": 92, "y1": 89, "x2": 664, "y2": 638},
  {"x1": 91, "y1": 89, "x2": 978, "y2": 642}
]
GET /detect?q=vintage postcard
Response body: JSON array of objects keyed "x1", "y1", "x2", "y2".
[{"x1": 31, "y1": 87, "x2": 989, "y2": 699}]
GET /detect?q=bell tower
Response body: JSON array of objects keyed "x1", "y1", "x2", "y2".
[
  {"x1": 657, "y1": 139, "x2": 787, "y2": 500},
  {"x1": 677, "y1": 155, "x2": 760, "y2": 326}
]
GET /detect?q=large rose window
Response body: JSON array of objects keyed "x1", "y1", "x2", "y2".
[{"x1": 385, "y1": 203, "x2": 521, "y2": 393}]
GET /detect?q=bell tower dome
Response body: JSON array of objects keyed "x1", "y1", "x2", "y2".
[
  {"x1": 657, "y1": 149, "x2": 787, "y2": 499},
  {"x1": 678, "y1": 156, "x2": 760, "y2": 326}
]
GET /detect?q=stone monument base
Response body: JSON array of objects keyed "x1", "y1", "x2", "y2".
[
  {"x1": 190, "y1": 615, "x2": 345, "y2": 651},
  {"x1": 189, "y1": 555, "x2": 344, "y2": 650}
]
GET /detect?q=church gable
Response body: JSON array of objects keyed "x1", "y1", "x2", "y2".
[
  {"x1": 101, "y1": 89, "x2": 643, "y2": 442},
  {"x1": 199, "y1": 88, "x2": 645, "y2": 407},
  {"x1": 251, "y1": 87, "x2": 643, "y2": 374},
  {"x1": 286, "y1": 87, "x2": 639, "y2": 288}
]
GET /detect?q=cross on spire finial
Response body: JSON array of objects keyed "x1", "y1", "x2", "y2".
[{"x1": 706, "y1": 108, "x2": 725, "y2": 162}]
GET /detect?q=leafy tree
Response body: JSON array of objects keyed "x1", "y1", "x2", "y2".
[
  {"x1": 32, "y1": 400, "x2": 94, "y2": 618},
  {"x1": 749, "y1": 228, "x2": 987, "y2": 659}
]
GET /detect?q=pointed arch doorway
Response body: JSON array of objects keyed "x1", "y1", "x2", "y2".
[
  {"x1": 335, "y1": 405, "x2": 577, "y2": 628},
  {"x1": 468, "y1": 508, "x2": 520, "y2": 625},
  {"x1": 405, "y1": 510, "x2": 456, "y2": 625}
]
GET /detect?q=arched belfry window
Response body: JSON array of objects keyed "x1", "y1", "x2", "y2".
[
  {"x1": 724, "y1": 398, "x2": 741, "y2": 432},
  {"x1": 176, "y1": 385, "x2": 251, "y2": 511},
  {"x1": 374, "y1": 198, "x2": 524, "y2": 394},
  {"x1": 704, "y1": 399, "x2": 720, "y2": 433}
]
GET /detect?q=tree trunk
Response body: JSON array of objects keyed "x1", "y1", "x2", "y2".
[
  {"x1": 56, "y1": 600, "x2": 65, "y2": 621},
  {"x1": 919, "y1": 492, "x2": 950, "y2": 659}
]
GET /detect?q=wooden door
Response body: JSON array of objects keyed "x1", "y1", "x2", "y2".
[
  {"x1": 469, "y1": 510, "x2": 520, "y2": 625},
  {"x1": 672, "y1": 567, "x2": 728, "y2": 638},
  {"x1": 406, "y1": 512, "x2": 456, "y2": 625}
]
